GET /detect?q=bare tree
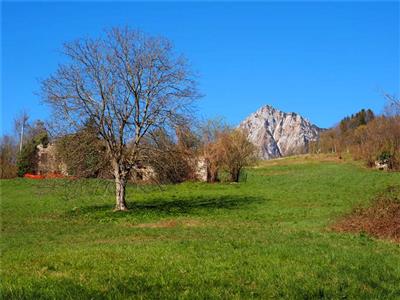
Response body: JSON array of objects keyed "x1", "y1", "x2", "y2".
[
  {"x1": 217, "y1": 129, "x2": 257, "y2": 182},
  {"x1": 384, "y1": 93, "x2": 400, "y2": 116},
  {"x1": 41, "y1": 27, "x2": 199, "y2": 211},
  {"x1": 200, "y1": 118, "x2": 229, "y2": 182},
  {"x1": 0, "y1": 135, "x2": 18, "y2": 179},
  {"x1": 14, "y1": 111, "x2": 29, "y2": 154}
]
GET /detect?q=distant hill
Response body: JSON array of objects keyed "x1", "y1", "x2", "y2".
[{"x1": 239, "y1": 105, "x2": 321, "y2": 159}]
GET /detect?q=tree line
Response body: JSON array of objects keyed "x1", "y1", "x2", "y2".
[
  {"x1": 1, "y1": 118, "x2": 49, "y2": 179},
  {"x1": 54, "y1": 117, "x2": 256, "y2": 185},
  {"x1": 0, "y1": 113, "x2": 257, "y2": 186},
  {"x1": 309, "y1": 95, "x2": 400, "y2": 170}
]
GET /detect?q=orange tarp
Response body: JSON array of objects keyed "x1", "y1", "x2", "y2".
[{"x1": 23, "y1": 173, "x2": 66, "y2": 179}]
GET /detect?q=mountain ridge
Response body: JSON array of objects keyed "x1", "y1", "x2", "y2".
[{"x1": 239, "y1": 105, "x2": 321, "y2": 159}]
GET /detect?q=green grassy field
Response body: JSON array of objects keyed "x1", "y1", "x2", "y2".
[{"x1": 2, "y1": 155, "x2": 400, "y2": 299}]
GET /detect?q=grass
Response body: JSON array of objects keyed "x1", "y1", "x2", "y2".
[{"x1": 1, "y1": 155, "x2": 400, "y2": 299}]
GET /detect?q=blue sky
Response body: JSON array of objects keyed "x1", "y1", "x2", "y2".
[{"x1": 1, "y1": 1, "x2": 399, "y2": 134}]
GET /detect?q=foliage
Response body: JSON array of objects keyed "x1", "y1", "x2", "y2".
[
  {"x1": 143, "y1": 126, "x2": 200, "y2": 184},
  {"x1": 16, "y1": 121, "x2": 49, "y2": 177},
  {"x1": 358, "y1": 116, "x2": 400, "y2": 169},
  {"x1": 16, "y1": 141, "x2": 38, "y2": 177},
  {"x1": 311, "y1": 107, "x2": 400, "y2": 170},
  {"x1": 55, "y1": 121, "x2": 111, "y2": 178},
  {"x1": 199, "y1": 121, "x2": 257, "y2": 183},
  {"x1": 338, "y1": 108, "x2": 374, "y2": 133},
  {"x1": 199, "y1": 118, "x2": 230, "y2": 182},
  {"x1": 217, "y1": 129, "x2": 257, "y2": 182},
  {"x1": 2, "y1": 156, "x2": 400, "y2": 298}
]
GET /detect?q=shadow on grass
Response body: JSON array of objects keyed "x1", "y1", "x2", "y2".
[{"x1": 68, "y1": 194, "x2": 265, "y2": 221}]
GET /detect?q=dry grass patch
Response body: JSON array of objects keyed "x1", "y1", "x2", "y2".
[
  {"x1": 256, "y1": 154, "x2": 345, "y2": 168},
  {"x1": 135, "y1": 220, "x2": 178, "y2": 228},
  {"x1": 331, "y1": 185, "x2": 400, "y2": 243}
]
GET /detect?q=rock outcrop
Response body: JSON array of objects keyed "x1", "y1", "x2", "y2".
[{"x1": 239, "y1": 105, "x2": 321, "y2": 159}]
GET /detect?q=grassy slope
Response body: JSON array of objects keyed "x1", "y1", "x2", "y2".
[{"x1": 1, "y1": 156, "x2": 400, "y2": 299}]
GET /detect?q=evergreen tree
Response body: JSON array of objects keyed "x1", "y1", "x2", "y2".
[{"x1": 16, "y1": 122, "x2": 49, "y2": 176}]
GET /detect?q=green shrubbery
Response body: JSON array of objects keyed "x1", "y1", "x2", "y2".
[
  {"x1": 16, "y1": 124, "x2": 49, "y2": 177},
  {"x1": 55, "y1": 120, "x2": 111, "y2": 178}
]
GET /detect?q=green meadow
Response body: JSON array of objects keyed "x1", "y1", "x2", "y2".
[{"x1": 2, "y1": 156, "x2": 400, "y2": 299}]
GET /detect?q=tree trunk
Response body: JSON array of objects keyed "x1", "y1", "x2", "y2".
[
  {"x1": 113, "y1": 162, "x2": 129, "y2": 211},
  {"x1": 206, "y1": 161, "x2": 219, "y2": 183},
  {"x1": 230, "y1": 167, "x2": 240, "y2": 182}
]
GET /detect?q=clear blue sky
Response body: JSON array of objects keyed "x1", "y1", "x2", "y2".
[{"x1": 1, "y1": 1, "x2": 399, "y2": 134}]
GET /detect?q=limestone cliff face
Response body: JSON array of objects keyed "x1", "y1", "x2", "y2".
[{"x1": 239, "y1": 105, "x2": 321, "y2": 159}]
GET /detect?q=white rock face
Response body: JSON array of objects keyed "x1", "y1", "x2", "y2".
[{"x1": 239, "y1": 105, "x2": 321, "y2": 159}]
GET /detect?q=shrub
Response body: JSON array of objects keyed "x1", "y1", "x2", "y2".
[
  {"x1": 16, "y1": 129, "x2": 49, "y2": 177},
  {"x1": 216, "y1": 129, "x2": 257, "y2": 182},
  {"x1": 144, "y1": 127, "x2": 199, "y2": 184},
  {"x1": 55, "y1": 121, "x2": 111, "y2": 178}
]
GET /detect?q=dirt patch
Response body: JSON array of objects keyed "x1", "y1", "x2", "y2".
[
  {"x1": 182, "y1": 219, "x2": 203, "y2": 227},
  {"x1": 331, "y1": 186, "x2": 400, "y2": 243},
  {"x1": 133, "y1": 219, "x2": 203, "y2": 229}
]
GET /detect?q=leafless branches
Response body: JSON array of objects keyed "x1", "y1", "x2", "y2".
[
  {"x1": 41, "y1": 27, "x2": 199, "y2": 210},
  {"x1": 384, "y1": 93, "x2": 400, "y2": 116}
]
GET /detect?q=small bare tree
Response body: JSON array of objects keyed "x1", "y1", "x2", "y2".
[
  {"x1": 0, "y1": 135, "x2": 18, "y2": 179},
  {"x1": 217, "y1": 129, "x2": 257, "y2": 182},
  {"x1": 41, "y1": 27, "x2": 199, "y2": 211},
  {"x1": 200, "y1": 118, "x2": 229, "y2": 183},
  {"x1": 14, "y1": 111, "x2": 29, "y2": 154}
]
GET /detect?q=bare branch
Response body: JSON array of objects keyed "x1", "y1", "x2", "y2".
[{"x1": 41, "y1": 27, "x2": 199, "y2": 210}]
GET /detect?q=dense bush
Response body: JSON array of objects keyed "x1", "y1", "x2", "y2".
[
  {"x1": 16, "y1": 124, "x2": 49, "y2": 177},
  {"x1": 352, "y1": 116, "x2": 400, "y2": 170},
  {"x1": 199, "y1": 120, "x2": 257, "y2": 183},
  {"x1": 143, "y1": 126, "x2": 199, "y2": 184},
  {"x1": 55, "y1": 121, "x2": 111, "y2": 178},
  {"x1": 216, "y1": 129, "x2": 257, "y2": 182}
]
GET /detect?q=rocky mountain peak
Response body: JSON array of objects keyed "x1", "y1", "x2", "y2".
[{"x1": 239, "y1": 105, "x2": 321, "y2": 159}]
